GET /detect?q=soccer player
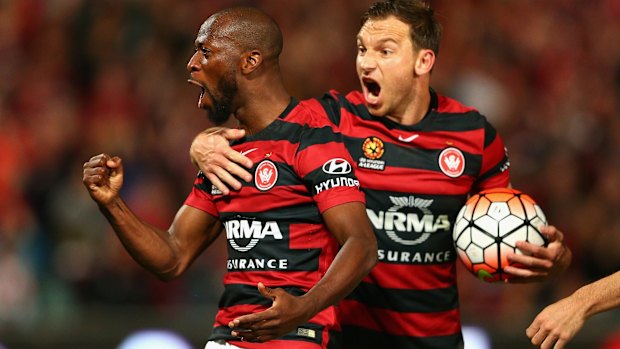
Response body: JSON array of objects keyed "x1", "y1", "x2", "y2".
[
  {"x1": 526, "y1": 270, "x2": 620, "y2": 349},
  {"x1": 82, "y1": 7, "x2": 377, "y2": 349},
  {"x1": 189, "y1": 1, "x2": 572, "y2": 348}
]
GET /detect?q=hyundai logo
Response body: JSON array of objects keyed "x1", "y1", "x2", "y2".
[{"x1": 322, "y1": 158, "x2": 352, "y2": 174}]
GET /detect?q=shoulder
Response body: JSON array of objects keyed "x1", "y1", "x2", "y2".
[
  {"x1": 435, "y1": 92, "x2": 479, "y2": 115},
  {"x1": 432, "y1": 91, "x2": 491, "y2": 127},
  {"x1": 283, "y1": 98, "x2": 334, "y2": 128}
]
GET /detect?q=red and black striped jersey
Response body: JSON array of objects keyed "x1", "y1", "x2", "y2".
[
  {"x1": 185, "y1": 97, "x2": 365, "y2": 349},
  {"x1": 319, "y1": 89, "x2": 510, "y2": 349}
]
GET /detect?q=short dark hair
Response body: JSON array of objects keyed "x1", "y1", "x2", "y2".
[
  {"x1": 362, "y1": 0, "x2": 442, "y2": 55},
  {"x1": 207, "y1": 7, "x2": 283, "y2": 60}
]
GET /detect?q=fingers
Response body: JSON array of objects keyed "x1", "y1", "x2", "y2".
[
  {"x1": 229, "y1": 283, "x2": 276, "y2": 329},
  {"x1": 205, "y1": 172, "x2": 232, "y2": 195},
  {"x1": 230, "y1": 317, "x2": 282, "y2": 343},
  {"x1": 82, "y1": 153, "x2": 124, "y2": 204},
  {"x1": 189, "y1": 128, "x2": 253, "y2": 194},
  {"x1": 229, "y1": 309, "x2": 284, "y2": 342},
  {"x1": 540, "y1": 225, "x2": 563, "y2": 243},
  {"x1": 232, "y1": 328, "x2": 278, "y2": 343},
  {"x1": 83, "y1": 153, "x2": 112, "y2": 186},
  {"x1": 528, "y1": 327, "x2": 564, "y2": 349},
  {"x1": 507, "y1": 249, "x2": 553, "y2": 269},
  {"x1": 220, "y1": 128, "x2": 246, "y2": 141},
  {"x1": 225, "y1": 149, "x2": 254, "y2": 173},
  {"x1": 207, "y1": 163, "x2": 245, "y2": 191},
  {"x1": 526, "y1": 321, "x2": 558, "y2": 349}
]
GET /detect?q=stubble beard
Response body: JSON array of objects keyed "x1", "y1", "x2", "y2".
[{"x1": 206, "y1": 71, "x2": 237, "y2": 125}]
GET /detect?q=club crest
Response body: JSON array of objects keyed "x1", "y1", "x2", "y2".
[
  {"x1": 438, "y1": 147, "x2": 465, "y2": 178},
  {"x1": 255, "y1": 160, "x2": 278, "y2": 191}
]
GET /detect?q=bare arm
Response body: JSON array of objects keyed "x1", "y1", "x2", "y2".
[
  {"x1": 526, "y1": 270, "x2": 620, "y2": 349},
  {"x1": 228, "y1": 201, "x2": 378, "y2": 342},
  {"x1": 83, "y1": 153, "x2": 221, "y2": 280},
  {"x1": 503, "y1": 225, "x2": 572, "y2": 283},
  {"x1": 189, "y1": 127, "x2": 253, "y2": 195}
]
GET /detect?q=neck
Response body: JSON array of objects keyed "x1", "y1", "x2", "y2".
[
  {"x1": 385, "y1": 87, "x2": 430, "y2": 126},
  {"x1": 235, "y1": 75, "x2": 290, "y2": 135}
]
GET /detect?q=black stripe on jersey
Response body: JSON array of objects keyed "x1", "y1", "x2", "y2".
[
  {"x1": 483, "y1": 119, "x2": 497, "y2": 148},
  {"x1": 219, "y1": 284, "x2": 307, "y2": 307},
  {"x1": 478, "y1": 153, "x2": 510, "y2": 182},
  {"x1": 318, "y1": 93, "x2": 342, "y2": 126},
  {"x1": 344, "y1": 135, "x2": 482, "y2": 175},
  {"x1": 238, "y1": 120, "x2": 339, "y2": 153},
  {"x1": 220, "y1": 219, "x2": 322, "y2": 271},
  {"x1": 341, "y1": 325, "x2": 463, "y2": 349},
  {"x1": 219, "y1": 202, "x2": 322, "y2": 224},
  {"x1": 195, "y1": 172, "x2": 212, "y2": 192},
  {"x1": 334, "y1": 93, "x2": 487, "y2": 134},
  {"x1": 364, "y1": 189, "x2": 468, "y2": 213},
  {"x1": 304, "y1": 163, "x2": 360, "y2": 197},
  {"x1": 210, "y1": 323, "x2": 325, "y2": 345},
  {"x1": 335, "y1": 93, "x2": 374, "y2": 122},
  {"x1": 346, "y1": 282, "x2": 459, "y2": 313},
  {"x1": 226, "y1": 243, "x2": 321, "y2": 271},
  {"x1": 418, "y1": 111, "x2": 487, "y2": 132},
  {"x1": 297, "y1": 125, "x2": 347, "y2": 153}
]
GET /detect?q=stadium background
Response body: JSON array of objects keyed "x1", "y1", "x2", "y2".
[{"x1": 1, "y1": 0, "x2": 619, "y2": 348}]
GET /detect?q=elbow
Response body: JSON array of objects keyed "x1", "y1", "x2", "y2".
[
  {"x1": 362, "y1": 237, "x2": 379, "y2": 274},
  {"x1": 156, "y1": 271, "x2": 179, "y2": 282},
  {"x1": 151, "y1": 262, "x2": 187, "y2": 282}
]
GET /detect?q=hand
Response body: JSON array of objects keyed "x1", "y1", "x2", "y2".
[
  {"x1": 228, "y1": 282, "x2": 316, "y2": 343},
  {"x1": 82, "y1": 153, "x2": 124, "y2": 205},
  {"x1": 189, "y1": 127, "x2": 253, "y2": 195},
  {"x1": 503, "y1": 225, "x2": 571, "y2": 283},
  {"x1": 526, "y1": 295, "x2": 586, "y2": 349}
]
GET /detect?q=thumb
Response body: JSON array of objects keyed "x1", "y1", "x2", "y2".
[
  {"x1": 257, "y1": 282, "x2": 274, "y2": 299},
  {"x1": 107, "y1": 156, "x2": 124, "y2": 177},
  {"x1": 222, "y1": 128, "x2": 246, "y2": 141},
  {"x1": 106, "y1": 156, "x2": 122, "y2": 168}
]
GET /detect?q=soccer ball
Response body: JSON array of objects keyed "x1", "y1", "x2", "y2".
[{"x1": 452, "y1": 188, "x2": 548, "y2": 282}]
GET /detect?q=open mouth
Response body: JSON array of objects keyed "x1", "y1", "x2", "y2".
[
  {"x1": 187, "y1": 78, "x2": 206, "y2": 108},
  {"x1": 362, "y1": 77, "x2": 381, "y2": 105}
]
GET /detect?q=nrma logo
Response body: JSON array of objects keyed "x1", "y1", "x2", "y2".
[
  {"x1": 367, "y1": 209, "x2": 450, "y2": 246},
  {"x1": 224, "y1": 220, "x2": 283, "y2": 252}
]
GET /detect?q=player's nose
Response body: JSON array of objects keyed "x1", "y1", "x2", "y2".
[
  {"x1": 187, "y1": 52, "x2": 201, "y2": 72},
  {"x1": 358, "y1": 54, "x2": 377, "y2": 72}
]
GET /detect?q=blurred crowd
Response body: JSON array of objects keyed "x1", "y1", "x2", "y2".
[{"x1": 1, "y1": 0, "x2": 619, "y2": 347}]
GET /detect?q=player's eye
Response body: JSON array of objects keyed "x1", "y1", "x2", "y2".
[{"x1": 357, "y1": 46, "x2": 366, "y2": 55}]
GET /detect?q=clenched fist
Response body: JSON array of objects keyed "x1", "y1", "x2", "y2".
[{"x1": 83, "y1": 153, "x2": 124, "y2": 205}]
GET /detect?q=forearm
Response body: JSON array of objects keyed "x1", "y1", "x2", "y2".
[
  {"x1": 301, "y1": 236, "x2": 377, "y2": 317},
  {"x1": 575, "y1": 270, "x2": 620, "y2": 319},
  {"x1": 98, "y1": 197, "x2": 181, "y2": 280}
]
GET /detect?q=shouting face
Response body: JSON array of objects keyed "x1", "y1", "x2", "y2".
[
  {"x1": 187, "y1": 17, "x2": 238, "y2": 125},
  {"x1": 356, "y1": 16, "x2": 419, "y2": 119}
]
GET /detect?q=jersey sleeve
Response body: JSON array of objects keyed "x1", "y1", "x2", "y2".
[
  {"x1": 293, "y1": 125, "x2": 365, "y2": 213},
  {"x1": 184, "y1": 173, "x2": 219, "y2": 218},
  {"x1": 473, "y1": 119, "x2": 511, "y2": 192}
]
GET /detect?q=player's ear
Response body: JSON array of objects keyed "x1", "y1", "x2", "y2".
[
  {"x1": 414, "y1": 49, "x2": 435, "y2": 76},
  {"x1": 241, "y1": 50, "x2": 262, "y2": 74}
]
